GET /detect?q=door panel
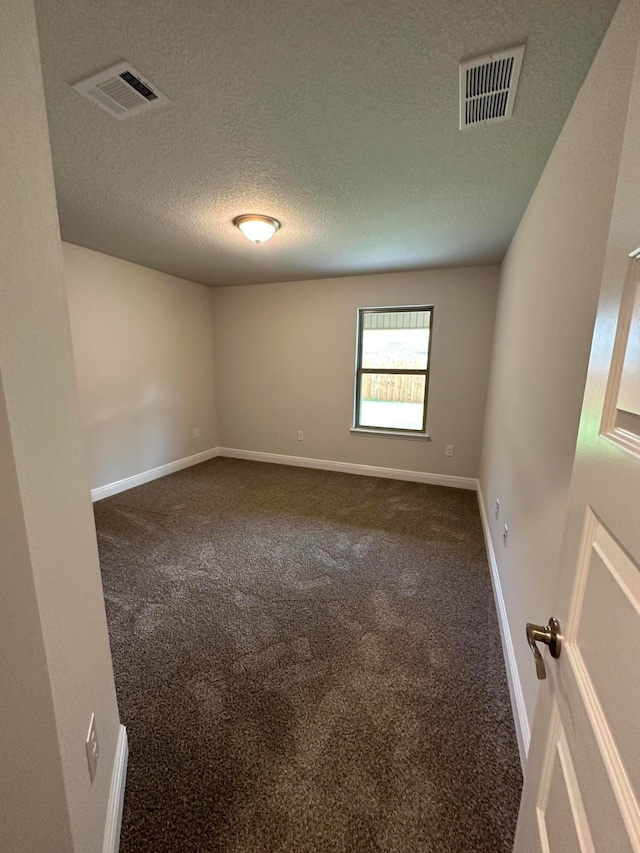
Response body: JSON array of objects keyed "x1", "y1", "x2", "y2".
[
  {"x1": 515, "y1": 17, "x2": 640, "y2": 853},
  {"x1": 544, "y1": 749, "x2": 585, "y2": 853},
  {"x1": 536, "y1": 711, "x2": 594, "y2": 853},
  {"x1": 617, "y1": 268, "x2": 640, "y2": 417},
  {"x1": 576, "y1": 520, "x2": 640, "y2": 799},
  {"x1": 533, "y1": 618, "x2": 637, "y2": 853},
  {"x1": 602, "y1": 261, "x2": 640, "y2": 452},
  {"x1": 560, "y1": 649, "x2": 637, "y2": 853},
  {"x1": 520, "y1": 273, "x2": 640, "y2": 853}
]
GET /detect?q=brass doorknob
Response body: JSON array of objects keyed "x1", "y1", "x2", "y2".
[{"x1": 526, "y1": 617, "x2": 562, "y2": 680}]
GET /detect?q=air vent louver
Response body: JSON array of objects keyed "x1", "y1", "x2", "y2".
[
  {"x1": 459, "y1": 45, "x2": 525, "y2": 129},
  {"x1": 72, "y1": 62, "x2": 169, "y2": 120}
]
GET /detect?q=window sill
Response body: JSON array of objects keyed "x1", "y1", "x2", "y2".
[{"x1": 350, "y1": 428, "x2": 431, "y2": 442}]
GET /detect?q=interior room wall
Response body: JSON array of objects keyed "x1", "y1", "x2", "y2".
[
  {"x1": 479, "y1": 0, "x2": 640, "y2": 744},
  {"x1": 212, "y1": 265, "x2": 499, "y2": 479},
  {"x1": 64, "y1": 242, "x2": 218, "y2": 492},
  {"x1": 0, "y1": 380, "x2": 74, "y2": 852},
  {"x1": 0, "y1": 1, "x2": 121, "y2": 849}
]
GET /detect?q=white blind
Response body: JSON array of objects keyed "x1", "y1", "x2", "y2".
[{"x1": 363, "y1": 310, "x2": 430, "y2": 331}]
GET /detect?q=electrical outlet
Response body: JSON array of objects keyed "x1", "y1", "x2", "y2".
[
  {"x1": 495, "y1": 499, "x2": 500, "y2": 520},
  {"x1": 445, "y1": 444, "x2": 454, "y2": 457},
  {"x1": 503, "y1": 524, "x2": 509, "y2": 547},
  {"x1": 194, "y1": 427, "x2": 200, "y2": 438},
  {"x1": 297, "y1": 431, "x2": 304, "y2": 441},
  {"x1": 85, "y1": 713, "x2": 99, "y2": 783}
]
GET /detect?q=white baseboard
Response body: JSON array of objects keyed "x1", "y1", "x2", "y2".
[
  {"x1": 477, "y1": 487, "x2": 530, "y2": 768},
  {"x1": 217, "y1": 447, "x2": 478, "y2": 490},
  {"x1": 91, "y1": 446, "x2": 476, "y2": 500},
  {"x1": 103, "y1": 725, "x2": 128, "y2": 853},
  {"x1": 91, "y1": 448, "x2": 219, "y2": 501}
]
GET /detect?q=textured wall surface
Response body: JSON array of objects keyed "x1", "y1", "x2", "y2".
[
  {"x1": 65, "y1": 243, "x2": 218, "y2": 490},
  {"x1": 35, "y1": 0, "x2": 618, "y2": 286},
  {"x1": 0, "y1": 1, "x2": 121, "y2": 850},
  {"x1": 479, "y1": 0, "x2": 640, "y2": 731},
  {"x1": 213, "y1": 265, "x2": 499, "y2": 477}
]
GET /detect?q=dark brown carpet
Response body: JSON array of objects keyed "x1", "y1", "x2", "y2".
[{"x1": 95, "y1": 457, "x2": 522, "y2": 852}]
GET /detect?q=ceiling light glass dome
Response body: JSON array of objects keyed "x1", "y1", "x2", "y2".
[{"x1": 233, "y1": 214, "x2": 281, "y2": 244}]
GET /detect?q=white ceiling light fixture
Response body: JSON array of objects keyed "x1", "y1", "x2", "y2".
[{"x1": 233, "y1": 214, "x2": 281, "y2": 244}]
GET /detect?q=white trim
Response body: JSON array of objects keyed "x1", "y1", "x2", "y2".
[
  {"x1": 103, "y1": 725, "x2": 128, "y2": 853},
  {"x1": 477, "y1": 486, "x2": 531, "y2": 767},
  {"x1": 217, "y1": 447, "x2": 477, "y2": 490},
  {"x1": 350, "y1": 428, "x2": 432, "y2": 441},
  {"x1": 91, "y1": 448, "x2": 219, "y2": 501}
]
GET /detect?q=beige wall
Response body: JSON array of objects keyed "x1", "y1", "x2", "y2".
[
  {"x1": 479, "y1": 0, "x2": 640, "y2": 735},
  {"x1": 64, "y1": 243, "x2": 218, "y2": 491},
  {"x1": 0, "y1": 1, "x2": 120, "y2": 850},
  {"x1": 0, "y1": 376, "x2": 73, "y2": 851},
  {"x1": 213, "y1": 266, "x2": 499, "y2": 478}
]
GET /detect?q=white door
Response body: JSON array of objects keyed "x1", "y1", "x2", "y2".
[{"x1": 514, "y1": 32, "x2": 640, "y2": 853}]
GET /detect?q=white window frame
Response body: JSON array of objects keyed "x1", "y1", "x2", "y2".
[{"x1": 351, "y1": 305, "x2": 433, "y2": 439}]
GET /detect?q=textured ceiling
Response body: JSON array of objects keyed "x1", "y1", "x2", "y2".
[{"x1": 35, "y1": 0, "x2": 618, "y2": 287}]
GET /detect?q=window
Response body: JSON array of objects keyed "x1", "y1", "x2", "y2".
[{"x1": 353, "y1": 306, "x2": 433, "y2": 435}]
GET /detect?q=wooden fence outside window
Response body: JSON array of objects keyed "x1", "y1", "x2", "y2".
[{"x1": 361, "y1": 373, "x2": 424, "y2": 404}]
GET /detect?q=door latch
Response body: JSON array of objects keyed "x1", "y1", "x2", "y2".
[{"x1": 526, "y1": 617, "x2": 562, "y2": 680}]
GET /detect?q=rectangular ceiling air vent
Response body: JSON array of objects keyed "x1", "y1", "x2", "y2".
[
  {"x1": 459, "y1": 45, "x2": 525, "y2": 129},
  {"x1": 72, "y1": 62, "x2": 170, "y2": 120}
]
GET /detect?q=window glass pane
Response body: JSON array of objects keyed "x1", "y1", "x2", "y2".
[
  {"x1": 359, "y1": 374, "x2": 426, "y2": 430},
  {"x1": 361, "y1": 311, "x2": 430, "y2": 369}
]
